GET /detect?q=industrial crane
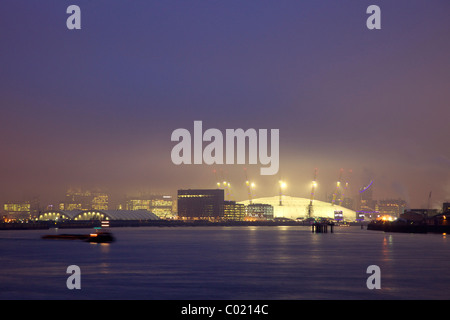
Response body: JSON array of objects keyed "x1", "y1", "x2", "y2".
[
  {"x1": 213, "y1": 169, "x2": 221, "y2": 188},
  {"x1": 222, "y1": 170, "x2": 233, "y2": 201},
  {"x1": 332, "y1": 168, "x2": 344, "y2": 206},
  {"x1": 213, "y1": 168, "x2": 232, "y2": 200},
  {"x1": 244, "y1": 167, "x2": 254, "y2": 204},
  {"x1": 307, "y1": 168, "x2": 318, "y2": 218}
]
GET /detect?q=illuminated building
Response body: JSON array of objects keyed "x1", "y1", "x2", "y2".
[
  {"x1": 38, "y1": 209, "x2": 159, "y2": 221},
  {"x1": 126, "y1": 195, "x2": 174, "y2": 219},
  {"x1": 245, "y1": 203, "x2": 274, "y2": 220},
  {"x1": 59, "y1": 189, "x2": 109, "y2": 211},
  {"x1": 239, "y1": 196, "x2": 355, "y2": 221},
  {"x1": 359, "y1": 187, "x2": 376, "y2": 212},
  {"x1": 151, "y1": 196, "x2": 174, "y2": 218},
  {"x1": 356, "y1": 182, "x2": 378, "y2": 220},
  {"x1": 127, "y1": 199, "x2": 150, "y2": 211},
  {"x1": 357, "y1": 210, "x2": 380, "y2": 221},
  {"x1": 334, "y1": 210, "x2": 344, "y2": 221},
  {"x1": 376, "y1": 199, "x2": 407, "y2": 219},
  {"x1": 223, "y1": 201, "x2": 246, "y2": 221},
  {"x1": 92, "y1": 194, "x2": 109, "y2": 210},
  {"x1": 38, "y1": 210, "x2": 81, "y2": 221},
  {"x1": 4, "y1": 202, "x2": 31, "y2": 219},
  {"x1": 177, "y1": 189, "x2": 224, "y2": 220},
  {"x1": 355, "y1": 211, "x2": 365, "y2": 222},
  {"x1": 3, "y1": 198, "x2": 40, "y2": 220}
]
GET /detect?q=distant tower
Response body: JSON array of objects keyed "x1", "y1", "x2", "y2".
[{"x1": 359, "y1": 181, "x2": 375, "y2": 211}]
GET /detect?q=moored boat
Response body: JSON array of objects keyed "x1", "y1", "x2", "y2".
[{"x1": 42, "y1": 231, "x2": 115, "y2": 243}]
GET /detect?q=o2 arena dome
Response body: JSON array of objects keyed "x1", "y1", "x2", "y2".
[{"x1": 238, "y1": 196, "x2": 356, "y2": 221}]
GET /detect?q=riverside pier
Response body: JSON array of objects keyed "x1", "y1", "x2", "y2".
[{"x1": 311, "y1": 221, "x2": 334, "y2": 233}]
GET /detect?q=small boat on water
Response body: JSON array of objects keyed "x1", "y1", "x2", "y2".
[{"x1": 42, "y1": 231, "x2": 115, "y2": 243}]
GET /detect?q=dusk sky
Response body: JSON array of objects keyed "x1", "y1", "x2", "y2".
[{"x1": 1, "y1": 1, "x2": 449, "y2": 208}]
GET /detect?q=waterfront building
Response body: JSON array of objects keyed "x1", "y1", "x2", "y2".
[
  {"x1": 3, "y1": 198, "x2": 40, "y2": 220},
  {"x1": 376, "y1": 199, "x2": 407, "y2": 219},
  {"x1": 239, "y1": 196, "x2": 355, "y2": 221},
  {"x1": 245, "y1": 203, "x2": 274, "y2": 220},
  {"x1": 126, "y1": 194, "x2": 174, "y2": 219},
  {"x1": 355, "y1": 211, "x2": 365, "y2": 222},
  {"x1": 177, "y1": 189, "x2": 224, "y2": 221},
  {"x1": 357, "y1": 210, "x2": 380, "y2": 221},
  {"x1": 400, "y1": 211, "x2": 427, "y2": 223},
  {"x1": 406, "y1": 208, "x2": 438, "y2": 217},
  {"x1": 429, "y1": 212, "x2": 450, "y2": 225},
  {"x1": 4, "y1": 201, "x2": 31, "y2": 220},
  {"x1": 223, "y1": 201, "x2": 246, "y2": 221},
  {"x1": 151, "y1": 196, "x2": 174, "y2": 218},
  {"x1": 443, "y1": 202, "x2": 450, "y2": 213},
  {"x1": 38, "y1": 209, "x2": 159, "y2": 221},
  {"x1": 334, "y1": 210, "x2": 344, "y2": 221}
]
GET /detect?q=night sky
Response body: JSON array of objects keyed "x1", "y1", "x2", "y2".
[{"x1": 1, "y1": 1, "x2": 449, "y2": 208}]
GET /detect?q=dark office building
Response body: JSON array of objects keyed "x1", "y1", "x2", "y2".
[
  {"x1": 443, "y1": 202, "x2": 450, "y2": 213},
  {"x1": 177, "y1": 189, "x2": 224, "y2": 220}
]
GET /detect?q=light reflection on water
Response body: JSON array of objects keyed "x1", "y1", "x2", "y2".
[{"x1": 0, "y1": 226, "x2": 449, "y2": 300}]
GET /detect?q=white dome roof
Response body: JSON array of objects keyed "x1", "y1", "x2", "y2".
[{"x1": 238, "y1": 195, "x2": 356, "y2": 220}]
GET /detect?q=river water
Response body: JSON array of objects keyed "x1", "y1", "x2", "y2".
[{"x1": 0, "y1": 225, "x2": 449, "y2": 300}]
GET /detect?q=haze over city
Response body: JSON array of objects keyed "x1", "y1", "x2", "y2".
[{"x1": 1, "y1": 1, "x2": 450, "y2": 209}]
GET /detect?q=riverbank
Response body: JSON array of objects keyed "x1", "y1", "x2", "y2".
[
  {"x1": 367, "y1": 220, "x2": 450, "y2": 234},
  {"x1": 0, "y1": 219, "x2": 366, "y2": 230}
]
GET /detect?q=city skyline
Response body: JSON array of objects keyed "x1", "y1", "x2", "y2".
[
  {"x1": 1, "y1": 1, "x2": 450, "y2": 209},
  {"x1": 0, "y1": 182, "x2": 440, "y2": 214}
]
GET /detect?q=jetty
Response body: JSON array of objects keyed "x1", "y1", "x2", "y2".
[{"x1": 311, "y1": 221, "x2": 334, "y2": 233}]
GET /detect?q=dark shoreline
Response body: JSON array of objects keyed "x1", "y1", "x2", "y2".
[
  {"x1": 3, "y1": 219, "x2": 450, "y2": 234},
  {"x1": 367, "y1": 220, "x2": 450, "y2": 234},
  {"x1": 0, "y1": 220, "x2": 365, "y2": 230}
]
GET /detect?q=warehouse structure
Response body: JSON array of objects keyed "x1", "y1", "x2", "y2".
[{"x1": 38, "y1": 209, "x2": 159, "y2": 221}]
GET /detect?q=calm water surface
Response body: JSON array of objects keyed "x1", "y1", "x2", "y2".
[{"x1": 1, "y1": 226, "x2": 449, "y2": 300}]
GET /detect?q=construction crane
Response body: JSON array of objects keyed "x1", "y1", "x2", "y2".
[
  {"x1": 307, "y1": 168, "x2": 318, "y2": 218},
  {"x1": 244, "y1": 167, "x2": 254, "y2": 204},
  {"x1": 332, "y1": 168, "x2": 344, "y2": 206},
  {"x1": 223, "y1": 180, "x2": 233, "y2": 201},
  {"x1": 214, "y1": 169, "x2": 232, "y2": 200},
  {"x1": 222, "y1": 170, "x2": 234, "y2": 201},
  {"x1": 213, "y1": 169, "x2": 221, "y2": 188}
]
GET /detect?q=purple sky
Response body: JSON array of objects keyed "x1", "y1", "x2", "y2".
[{"x1": 1, "y1": 1, "x2": 450, "y2": 208}]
